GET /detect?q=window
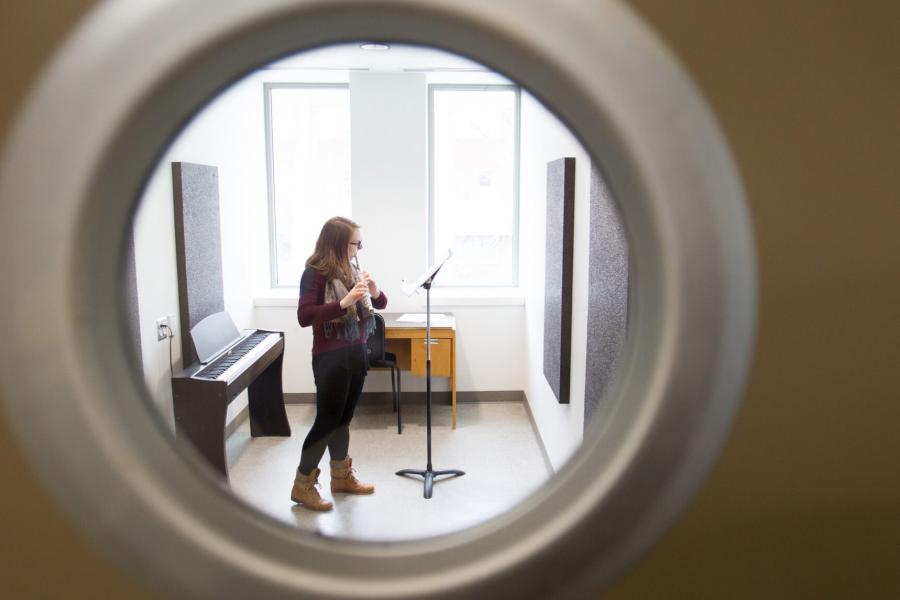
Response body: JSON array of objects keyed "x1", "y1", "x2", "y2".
[
  {"x1": 265, "y1": 83, "x2": 351, "y2": 287},
  {"x1": 429, "y1": 85, "x2": 520, "y2": 287}
]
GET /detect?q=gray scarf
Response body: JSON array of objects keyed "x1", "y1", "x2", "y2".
[{"x1": 323, "y1": 267, "x2": 375, "y2": 340}]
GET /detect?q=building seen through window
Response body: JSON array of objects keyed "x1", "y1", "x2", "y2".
[
  {"x1": 430, "y1": 85, "x2": 519, "y2": 286},
  {"x1": 266, "y1": 84, "x2": 352, "y2": 287}
]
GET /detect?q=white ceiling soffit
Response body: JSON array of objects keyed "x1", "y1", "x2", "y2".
[{"x1": 264, "y1": 42, "x2": 492, "y2": 72}]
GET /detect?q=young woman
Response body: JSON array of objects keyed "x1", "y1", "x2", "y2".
[{"x1": 292, "y1": 216, "x2": 387, "y2": 511}]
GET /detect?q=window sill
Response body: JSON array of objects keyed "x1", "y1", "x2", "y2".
[
  {"x1": 253, "y1": 288, "x2": 525, "y2": 308},
  {"x1": 254, "y1": 291, "x2": 297, "y2": 308},
  {"x1": 417, "y1": 288, "x2": 525, "y2": 307}
]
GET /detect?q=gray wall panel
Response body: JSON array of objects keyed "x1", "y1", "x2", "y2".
[
  {"x1": 172, "y1": 162, "x2": 224, "y2": 365},
  {"x1": 584, "y1": 164, "x2": 629, "y2": 428},
  {"x1": 122, "y1": 230, "x2": 142, "y2": 370},
  {"x1": 543, "y1": 157, "x2": 575, "y2": 404}
]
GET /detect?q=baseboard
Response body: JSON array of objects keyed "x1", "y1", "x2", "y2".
[
  {"x1": 285, "y1": 393, "x2": 316, "y2": 404},
  {"x1": 285, "y1": 390, "x2": 525, "y2": 405},
  {"x1": 522, "y1": 393, "x2": 555, "y2": 475},
  {"x1": 457, "y1": 390, "x2": 524, "y2": 403}
]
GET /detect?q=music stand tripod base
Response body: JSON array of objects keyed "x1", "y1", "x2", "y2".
[
  {"x1": 396, "y1": 466, "x2": 465, "y2": 499},
  {"x1": 396, "y1": 251, "x2": 464, "y2": 499}
]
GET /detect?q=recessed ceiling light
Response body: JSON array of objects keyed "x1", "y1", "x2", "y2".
[{"x1": 360, "y1": 42, "x2": 391, "y2": 51}]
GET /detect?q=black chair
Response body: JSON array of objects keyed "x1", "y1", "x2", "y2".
[{"x1": 367, "y1": 313, "x2": 402, "y2": 433}]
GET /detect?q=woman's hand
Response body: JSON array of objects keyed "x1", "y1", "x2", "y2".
[
  {"x1": 340, "y1": 281, "x2": 370, "y2": 309},
  {"x1": 362, "y1": 271, "x2": 380, "y2": 299}
]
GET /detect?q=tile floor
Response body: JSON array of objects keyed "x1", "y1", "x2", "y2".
[{"x1": 225, "y1": 400, "x2": 552, "y2": 542}]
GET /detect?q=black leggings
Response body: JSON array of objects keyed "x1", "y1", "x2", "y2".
[{"x1": 298, "y1": 344, "x2": 368, "y2": 475}]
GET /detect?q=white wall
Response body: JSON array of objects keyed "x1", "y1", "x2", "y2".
[
  {"x1": 134, "y1": 69, "x2": 277, "y2": 426},
  {"x1": 133, "y1": 173, "x2": 180, "y2": 429},
  {"x1": 135, "y1": 67, "x2": 531, "y2": 427},
  {"x1": 133, "y1": 64, "x2": 597, "y2": 471},
  {"x1": 256, "y1": 71, "x2": 528, "y2": 396},
  {"x1": 519, "y1": 93, "x2": 593, "y2": 470},
  {"x1": 349, "y1": 71, "x2": 430, "y2": 394},
  {"x1": 350, "y1": 71, "x2": 428, "y2": 316}
]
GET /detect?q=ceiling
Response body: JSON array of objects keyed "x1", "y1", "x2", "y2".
[{"x1": 264, "y1": 42, "x2": 491, "y2": 72}]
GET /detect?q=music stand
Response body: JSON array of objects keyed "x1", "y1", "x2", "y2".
[{"x1": 396, "y1": 250, "x2": 465, "y2": 498}]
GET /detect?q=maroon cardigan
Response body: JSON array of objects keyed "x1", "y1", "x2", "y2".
[{"x1": 297, "y1": 266, "x2": 388, "y2": 356}]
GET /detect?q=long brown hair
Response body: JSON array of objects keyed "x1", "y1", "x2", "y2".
[{"x1": 306, "y1": 216, "x2": 358, "y2": 285}]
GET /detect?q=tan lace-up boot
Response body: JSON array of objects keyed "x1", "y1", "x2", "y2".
[
  {"x1": 330, "y1": 456, "x2": 375, "y2": 494},
  {"x1": 290, "y1": 467, "x2": 333, "y2": 511}
]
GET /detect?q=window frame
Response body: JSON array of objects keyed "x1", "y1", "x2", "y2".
[
  {"x1": 264, "y1": 81, "x2": 351, "y2": 288},
  {"x1": 427, "y1": 83, "x2": 522, "y2": 288}
]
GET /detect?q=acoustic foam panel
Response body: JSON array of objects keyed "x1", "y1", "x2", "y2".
[
  {"x1": 584, "y1": 164, "x2": 629, "y2": 428},
  {"x1": 543, "y1": 157, "x2": 575, "y2": 404},
  {"x1": 172, "y1": 162, "x2": 224, "y2": 365},
  {"x1": 122, "y1": 230, "x2": 142, "y2": 369}
]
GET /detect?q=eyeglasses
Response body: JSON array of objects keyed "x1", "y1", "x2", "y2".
[{"x1": 349, "y1": 240, "x2": 363, "y2": 249}]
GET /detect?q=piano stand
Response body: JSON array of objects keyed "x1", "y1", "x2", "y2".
[
  {"x1": 248, "y1": 353, "x2": 291, "y2": 437},
  {"x1": 172, "y1": 332, "x2": 290, "y2": 479}
]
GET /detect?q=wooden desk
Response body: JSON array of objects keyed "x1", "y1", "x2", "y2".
[{"x1": 381, "y1": 312, "x2": 457, "y2": 429}]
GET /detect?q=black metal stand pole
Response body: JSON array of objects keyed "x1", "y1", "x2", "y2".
[{"x1": 395, "y1": 277, "x2": 464, "y2": 498}]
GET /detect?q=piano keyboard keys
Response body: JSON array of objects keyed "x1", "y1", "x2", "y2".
[{"x1": 195, "y1": 331, "x2": 278, "y2": 382}]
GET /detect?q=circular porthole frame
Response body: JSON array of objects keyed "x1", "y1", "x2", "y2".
[{"x1": 0, "y1": 0, "x2": 756, "y2": 598}]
